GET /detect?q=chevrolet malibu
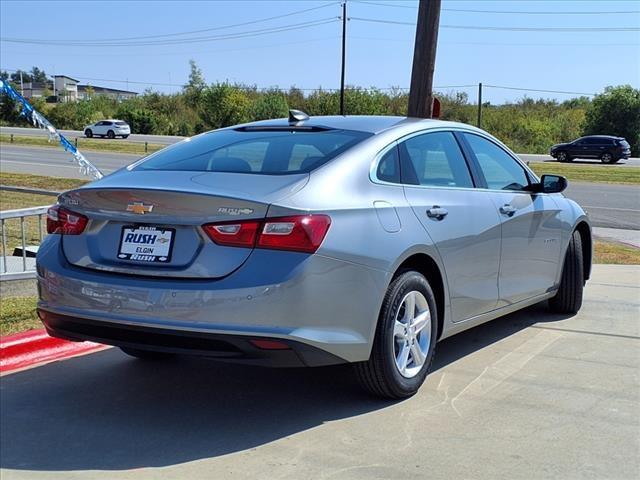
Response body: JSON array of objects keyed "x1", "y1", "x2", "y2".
[{"x1": 36, "y1": 113, "x2": 591, "y2": 398}]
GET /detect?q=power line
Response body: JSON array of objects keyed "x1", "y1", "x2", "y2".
[
  {"x1": 1, "y1": 36, "x2": 341, "y2": 58},
  {"x1": 348, "y1": 35, "x2": 640, "y2": 47},
  {"x1": 350, "y1": 16, "x2": 640, "y2": 31},
  {"x1": 0, "y1": 70, "x2": 594, "y2": 96},
  {"x1": 4, "y1": 3, "x2": 341, "y2": 44},
  {"x1": 1, "y1": 18, "x2": 340, "y2": 47},
  {"x1": 484, "y1": 85, "x2": 595, "y2": 96},
  {"x1": 354, "y1": 0, "x2": 640, "y2": 14}
]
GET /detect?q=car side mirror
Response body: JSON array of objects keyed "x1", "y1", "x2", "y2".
[
  {"x1": 540, "y1": 174, "x2": 567, "y2": 193},
  {"x1": 526, "y1": 174, "x2": 567, "y2": 193}
]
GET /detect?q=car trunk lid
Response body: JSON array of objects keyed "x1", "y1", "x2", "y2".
[{"x1": 58, "y1": 170, "x2": 308, "y2": 278}]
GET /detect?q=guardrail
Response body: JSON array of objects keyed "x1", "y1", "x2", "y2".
[{"x1": 0, "y1": 206, "x2": 50, "y2": 280}]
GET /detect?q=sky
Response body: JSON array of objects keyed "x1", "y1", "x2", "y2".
[{"x1": 1, "y1": 0, "x2": 639, "y2": 104}]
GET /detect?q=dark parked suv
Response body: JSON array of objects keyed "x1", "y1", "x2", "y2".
[{"x1": 550, "y1": 135, "x2": 631, "y2": 163}]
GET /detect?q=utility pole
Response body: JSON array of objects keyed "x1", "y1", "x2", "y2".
[
  {"x1": 407, "y1": 0, "x2": 441, "y2": 118},
  {"x1": 19, "y1": 71, "x2": 23, "y2": 95},
  {"x1": 339, "y1": 1, "x2": 347, "y2": 115},
  {"x1": 477, "y1": 82, "x2": 483, "y2": 128}
]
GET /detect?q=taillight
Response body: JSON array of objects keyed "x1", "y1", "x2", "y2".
[
  {"x1": 201, "y1": 221, "x2": 261, "y2": 248},
  {"x1": 46, "y1": 205, "x2": 88, "y2": 235},
  {"x1": 203, "y1": 214, "x2": 331, "y2": 254},
  {"x1": 257, "y1": 215, "x2": 331, "y2": 253}
]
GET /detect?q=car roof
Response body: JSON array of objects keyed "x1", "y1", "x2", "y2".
[
  {"x1": 239, "y1": 115, "x2": 471, "y2": 135},
  {"x1": 579, "y1": 135, "x2": 623, "y2": 140}
]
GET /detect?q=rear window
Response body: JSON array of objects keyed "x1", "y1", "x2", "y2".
[
  {"x1": 135, "y1": 128, "x2": 372, "y2": 174},
  {"x1": 115, "y1": 121, "x2": 128, "y2": 126},
  {"x1": 617, "y1": 139, "x2": 630, "y2": 147}
]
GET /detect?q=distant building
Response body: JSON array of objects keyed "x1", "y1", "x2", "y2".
[
  {"x1": 54, "y1": 75, "x2": 79, "y2": 102},
  {"x1": 21, "y1": 75, "x2": 137, "y2": 102},
  {"x1": 77, "y1": 84, "x2": 138, "y2": 101},
  {"x1": 22, "y1": 81, "x2": 51, "y2": 99}
]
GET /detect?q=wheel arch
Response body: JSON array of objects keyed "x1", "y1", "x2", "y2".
[
  {"x1": 574, "y1": 220, "x2": 592, "y2": 281},
  {"x1": 392, "y1": 252, "x2": 447, "y2": 340}
]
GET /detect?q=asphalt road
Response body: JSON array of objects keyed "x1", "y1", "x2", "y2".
[
  {"x1": 0, "y1": 144, "x2": 140, "y2": 177},
  {"x1": 3, "y1": 127, "x2": 640, "y2": 166},
  {"x1": 1, "y1": 264, "x2": 638, "y2": 480},
  {"x1": 1, "y1": 145, "x2": 638, "y2": 230},
  {"x1": 0, "y1": 126, "x2": 182, "y2": 146},
  {"x1": 519, "y1": 153, "x2": 640, "y2": 167},
  {"x1": 565, "y1": 182, "x2": 640, "y2": 230}
]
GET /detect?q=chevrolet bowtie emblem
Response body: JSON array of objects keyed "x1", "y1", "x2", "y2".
[{"x1": 126, "y1": 202, "x2": 153, "y2": 215}]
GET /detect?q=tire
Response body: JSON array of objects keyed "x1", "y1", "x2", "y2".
[
  {"x1": 122, "y1": 135, "x2": 129, "y2": 139},
  {"x1": 600, "y1": 152, "x2": 614, "y2": 164},
  {"x1": 84, "y1": 129, "x2": 93, "y2": 138},
  {"x1": 120, "y1": 347, "x2": 174, "y2": 360},
  {"x1": 107, "y1": 130, "x2": 115, "y2": 139},
  {"x1": 355, "y1": 271, "x2": 438, "y2": 399},
  {"x1": 556, "y1": 151, "x2": 571, "y2": 163},
  {"x1": 549, "y1": 229, "x2": 584, "y2": 314}
]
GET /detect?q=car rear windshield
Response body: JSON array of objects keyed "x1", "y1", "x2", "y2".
[
  {"x1": 617, "y1": 139, "x2": 630, "y2": 147},
  {"x1": 134, "y1": 128, "x2": 372, "y2": 174},
  {"x1": 115, "y1": 121, "x2": 128, "y2": 126}
]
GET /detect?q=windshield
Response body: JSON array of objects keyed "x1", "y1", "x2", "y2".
[{"x1": 134, "y1": 128, "x2": 372, "y2": 174}]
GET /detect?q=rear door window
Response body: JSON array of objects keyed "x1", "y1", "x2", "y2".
[
  {"x1": 399, "y1": 131, "x2": 473, "y2": 188},
  {"x1": 135, "y1": 129, "x2": 372, "y2": 174}
]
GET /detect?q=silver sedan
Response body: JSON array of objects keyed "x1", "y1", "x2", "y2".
[{"x1": 36, "y1": 113, "x2": 591, "y2": 398}]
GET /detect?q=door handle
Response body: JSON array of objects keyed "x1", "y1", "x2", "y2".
[
  {"x1": 499, "y1": 204, "x2": 516, "y2": 216},
  {"x1": 427, "y1": 206, "x2": 448, "y2": 220}
]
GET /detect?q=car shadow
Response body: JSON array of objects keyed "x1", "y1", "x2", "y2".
[{"x1": 0, "y1": 302, "x2": 573, "y2": 472}]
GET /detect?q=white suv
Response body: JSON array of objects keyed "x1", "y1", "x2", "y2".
[{"x1": 84, "y1": 120, "x2": 131, "y2": 139}]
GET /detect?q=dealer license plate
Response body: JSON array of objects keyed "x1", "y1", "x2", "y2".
[{"x1": 118, "y1": 226, "x2": 174, "y2": 263}]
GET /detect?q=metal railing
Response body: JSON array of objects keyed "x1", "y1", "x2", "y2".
[{"x1": 0, "y1": 206, "x2": 50, "y2": 280}]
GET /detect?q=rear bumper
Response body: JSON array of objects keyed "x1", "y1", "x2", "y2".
[
  {"x1": 36, "y1": 235, "x2": 390, "y2": 364},
  {"x1": 38, "y1": 309, "x2": 344, "y2": 367}
]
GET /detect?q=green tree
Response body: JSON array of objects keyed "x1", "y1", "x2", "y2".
[
  {"x1": 10, "y1": 69, "x2": 32, "y2": 83},
  {"x1": 200, "y1": 83, "x2": 251, "y2": 129},
  {"x1": 252, "y1": 90, "x2": 289, "y2": 120},
  {"x1": 184, "y1": 60, "x2": 206, "y2": 107},
  {"x1": 30, "y1": 67, "x2": 48, "y2": 83},
  {"x1": 583, "y1": 85, "x2": 640, "y2": 155}
]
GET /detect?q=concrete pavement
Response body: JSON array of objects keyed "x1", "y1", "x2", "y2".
[
  {"x1": 1, "y1": 264, "x2": 638, "y2": 479},
  {"x1": 593, "y1": 227, "x2": 640, "y2": 248}
]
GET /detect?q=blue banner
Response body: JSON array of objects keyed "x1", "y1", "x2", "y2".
[{"x1": 0, "y1": 79, "x2": 104, "y2": 180}]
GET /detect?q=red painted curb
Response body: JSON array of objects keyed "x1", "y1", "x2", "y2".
[{"x1": 0, "y1": 328, "x2": 108, "y2": 374}]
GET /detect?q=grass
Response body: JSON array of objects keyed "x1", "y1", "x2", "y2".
[
  {"x1": 529, "y1": 163, "x2": 640, "y2": 185},
  {"x1": 0, "y1": 172, "x2": 88, "y2": 191},
  {"x1": 0, "y1": 296, "x2": 40, "y2": 336},
  {"x1": 593, "y1": 240, "x2": 640, "y2": 265},
  {"x1": 0, "y1": 174, "x2": 89, "y2": 255},
  {"x1": 1, "y1": 134, "x2": 164, "y2": 156}
]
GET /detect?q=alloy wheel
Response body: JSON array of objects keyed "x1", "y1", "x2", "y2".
[{"x1": 393, "y1": 290, "x2": 432, "y2": 378}]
